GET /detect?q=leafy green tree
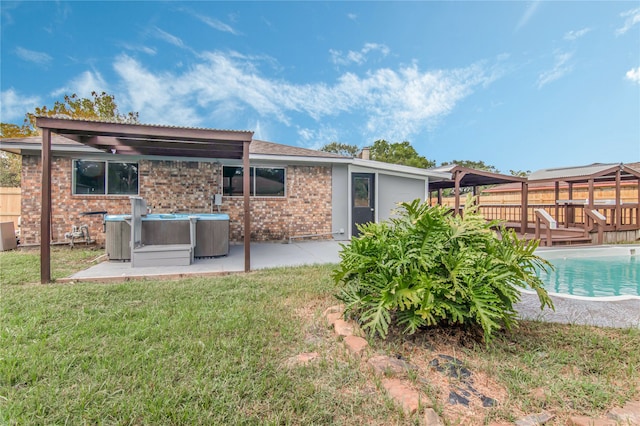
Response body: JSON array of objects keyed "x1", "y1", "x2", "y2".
[
  {"x1": 320, "y1": 142, "x2": 360, "y2": 157},
  {"x1": 0, "y1": 152, "x2": 21, "y2": 187},
  {"x1": 1, "y1": 91, "x2": 139, "y2": 186},
  {"x1": 370, "y1": 139, "x2": 435, "y2": 168},
  {"x1": 509, "y1": 169, "x2": 531, "y2": 177},
  {"x1": 333, "y1": 197, "x2": 553, "y2": 343},
  {"x1": 0, "y1": 123, "x2": 38, "y2": 138},
  {"x1": 440, "y1": 160, "x2": 500, "y2": 173},
  {"x1": 24, "y1": 91, "x2": 138, "y2": 133}
]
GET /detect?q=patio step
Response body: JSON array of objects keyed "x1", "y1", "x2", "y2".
[{"x1": 132, "y1": 244, "x2": 193, "y2": 267}]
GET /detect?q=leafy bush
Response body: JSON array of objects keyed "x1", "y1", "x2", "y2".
[{"x1": 333, "y1": 198, "x2": 554, "y2": 343}]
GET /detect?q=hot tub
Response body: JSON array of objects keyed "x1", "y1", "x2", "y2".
[{"x1": 105, "y1": 213, "x2": 230, "y2": 260}]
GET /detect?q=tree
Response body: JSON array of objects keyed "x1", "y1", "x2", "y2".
[
  {"x1": 509, "y1": 169, "x2": 531, "y2": 177},
  {"x1": 0, "y1": 123, "x2": 38, "y2": 138},
  {"x1": 0, "y1": 91, "x2": 139, "y2": 186},
  {"x1": 370, "y1": 139, "x2": 435, "y2": 168},
  {"x1": 440, "y1": 160, "x2": 500, "y2": 173},
  {"x1": 320, "y1": 142, "x2": 360, "y2": 157},
  {"x1": 0, "y1": 152, "x2": 21, "y2": 187},
  {"x1": 23, "y1": 91, "x2": 138, "y2": 133}
]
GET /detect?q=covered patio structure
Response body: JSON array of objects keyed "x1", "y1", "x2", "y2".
[
  {"x1": 525, "y1": 163, "x2": 640, "y2": 243},
  {"x1": 431, "y1": 163, "x2": 640, "y2": 245},
  {"x1": 428, "y1": 164, "x2": 530, "y2": 233},
  {"x1": 36, "y1": 117, "x2": 254, "y2": 283}
]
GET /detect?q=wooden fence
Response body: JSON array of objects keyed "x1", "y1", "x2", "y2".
[{"x1": 0, "y1": 187, "x2": 20, "y2": 228}]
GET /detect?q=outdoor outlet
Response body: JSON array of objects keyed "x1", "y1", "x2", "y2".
[{"x1": 339, "y1": 228, "x2": 345, "y2": 234}]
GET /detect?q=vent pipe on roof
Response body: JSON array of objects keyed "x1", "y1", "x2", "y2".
[{"x1": 359, "y1": 147, "x2": 370, "y2": 160}]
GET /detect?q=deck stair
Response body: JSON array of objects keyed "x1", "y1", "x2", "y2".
[{"x1": 128, "y1": 197, "x2": 196, "y2": 268}]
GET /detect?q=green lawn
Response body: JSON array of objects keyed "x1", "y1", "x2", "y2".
[{"x1": 1, "y1": 248, "x2": 638, "y2": 425}]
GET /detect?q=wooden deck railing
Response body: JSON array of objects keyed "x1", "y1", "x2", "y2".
[{"x1": 477, "y1": 203, "x2": 640, "y2": 232}]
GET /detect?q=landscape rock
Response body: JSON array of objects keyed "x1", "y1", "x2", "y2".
[
  {"x1": 343, "y1": 335, "x2": 368, "y2": 357},
  {"x1": 423, "y1": 407, "x2": 445, "y2": 426},
  {"x1": 481, "y1": 395, "x2": 498, "y2": 407},
  {"x1": 514, "y1": 411, "x2": 555, "y2": 426},
  {"x1": 568, "y1": 416, "x2": 617, "y2": 426},
  {"x1": 381, "y1": 378, "x2": 421, "y2": 414},
  {"x1": 325, "y1": 312, "x2": 342, "y2": 327},
  {"x1": 429, "y1": 355, "x2": 472, "y2": 381},
  {"x1": 334, "y1": 319, "x2": 355, "y2": 336},
  {"x1": 448, "y1": 390, "x2": 470, "y2": 406},
  {"x1": 322, "y1": 304, "x2": 344, "y2": 317},
  {"x1": 607, "y1": 400, "x2": 640, "y2": 424},
  {"x1": 367, "y1": 355, "x2": 417, "y2": 377}
]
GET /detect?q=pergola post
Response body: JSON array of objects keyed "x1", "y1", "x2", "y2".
[
  {"x1": 637, "y1": 176, "x2": 640, "y2": 228},
  {"x1": 615, "y1": 168, "x2": 622, "y2": 230},
  {"x1": 454, "y1": 171, "x2": 464, "y2": 215},
  {"x1": 40, "y1": 128, "x2": 52, "y2": 283},
  {"x1": 568, "y1": 182, "x2": 574, "y2": 226},
  {"x1": 587, "y1": 178, "x2": 595, "y2": 230},
  {"x1": 554, "y1": 181, "x2": 560, "y2": 225},
  {"x1": 521, "y1": 181, "x2": 528, "y2": 235},
  {"x1": 243, "y1": 140, "x2": 251, "y2": 272},
  {"x1": 437, "y1": 188, "x2": 442, "y2": 205}
]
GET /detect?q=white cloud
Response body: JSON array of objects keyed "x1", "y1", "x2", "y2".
[
  {"x1": 564, "y1": 27, "x2": 591, "y2": 41},
  {"x1": 537, "y1": 51, "x2": 573, "y2": 89},
  {"x1": 616, "y1": 7, "x2": 640, "y2": 36},
  {"x1": 113, "y1": 55, "x2": 200, "y2": 126},
  {"x1": 347, "y1": 13, "x2": 357, "y2": 21},
  {"x1": 330, "y1": 43, "x2": 390, "y2": 66},
  {"x1": 296, "y1": 125, "x2": 340, "y2": 149},
  {"x1": 15, "y1": 47, "x2": 52, "y2": 66},
  {"x1": 193, "y1": 13, "x2": 239, "y2": 35},
  {"x1": 104, "y1": 51, "x2": 499, "y2": 142},
  {"x1": 51, "y1": 70, "x2": 109, "y2": 98},
  {"x1": 122, "y1": 43, "x2": 157, "y2": 55},
  {"x1": 515, "y1": 1, "x2": 541, "y2": 31},
  {"x1": 626, "y1": 66, "x2": 640, "y2": 84},
  {"x1": 152, "y1": 26, "x2": 184, "y2": 48},
  {"x1": 0, "y1": 88, "x2": 41, "y2": 122}
]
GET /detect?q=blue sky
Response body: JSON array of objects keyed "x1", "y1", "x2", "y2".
[{"x1": 1, "y1": 1, "x2": 639, "y2": 173}]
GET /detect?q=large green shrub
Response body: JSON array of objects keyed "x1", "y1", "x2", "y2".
[{"x1": 333, "y1": 198, "x2": 554, "y2": 342}]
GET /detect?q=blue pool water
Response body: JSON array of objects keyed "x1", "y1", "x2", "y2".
[{"x1": 536, "y1": 250, "x2": 640, "y2": 298}]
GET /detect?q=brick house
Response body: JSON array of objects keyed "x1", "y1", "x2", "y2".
[{"x1": 1, "y1": 130, "x2": 449, "y2": 246}]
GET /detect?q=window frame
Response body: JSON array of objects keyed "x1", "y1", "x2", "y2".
[
  {"x1": 222, "y1": 165, "x2": 287, "y2": 198},
  {"x1": 72, "y1": 159, "x2": 140, "y2": 196}
]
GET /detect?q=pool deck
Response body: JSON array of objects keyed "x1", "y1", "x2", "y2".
[
  {"x1": 64, "y1": 242, "x2": 640, "y2": 329},
  {"x1": 517, "y1": 291, "x2": 640, "y2": 329}
]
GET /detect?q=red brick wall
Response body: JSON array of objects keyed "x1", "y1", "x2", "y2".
[{"x1": 20, "y1": 156, "x2": 333, "y2": 244}]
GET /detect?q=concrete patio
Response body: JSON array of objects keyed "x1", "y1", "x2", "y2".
[
  {"x1": 65, "y1": 240, "x2": 344, "y2": 282},
  {"x1": 62, "y1": 240, "x2": 639, "y2": 329}
]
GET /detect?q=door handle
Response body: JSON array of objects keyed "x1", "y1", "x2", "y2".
[{"x1": 370, "y1": 208, "x2": 374, "y2": 212}]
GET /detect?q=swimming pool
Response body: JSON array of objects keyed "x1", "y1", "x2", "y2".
[{"x1": 535, "y1": 246, "x2": 640, "y2": 298}]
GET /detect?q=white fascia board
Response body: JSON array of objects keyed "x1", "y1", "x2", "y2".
[
  {"x1": 351, "y1": 158, "x2": 451, "y2": 180},
  {"x1": 248, "y1": 153, "x2": 353, "y2": 165}
]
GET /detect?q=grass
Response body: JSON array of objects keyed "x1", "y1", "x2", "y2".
[
  {"x1": 0, "y1": 246, "x2": 104, "y2": 285},
  {"x1": 1, "y1": 248, "x2": 639, "y2": 424}
]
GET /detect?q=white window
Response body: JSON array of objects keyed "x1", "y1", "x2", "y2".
[
  {"x1": 222, "y1": 166, "x2": 285, "y2": 197},
  {"x1": 73, "y1": 160, "x2": 139, "y2": 195}
]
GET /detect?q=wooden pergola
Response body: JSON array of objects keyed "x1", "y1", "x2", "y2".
[
  {"x1": 36, "y1": 117, "x2": 254, "y2": 283},
  {"x1": 527, "y1": 163, "x2": 640, "y2": 231},
  {"x1": 428, "y1": 165, "x2": 529, "y2": 232}
]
